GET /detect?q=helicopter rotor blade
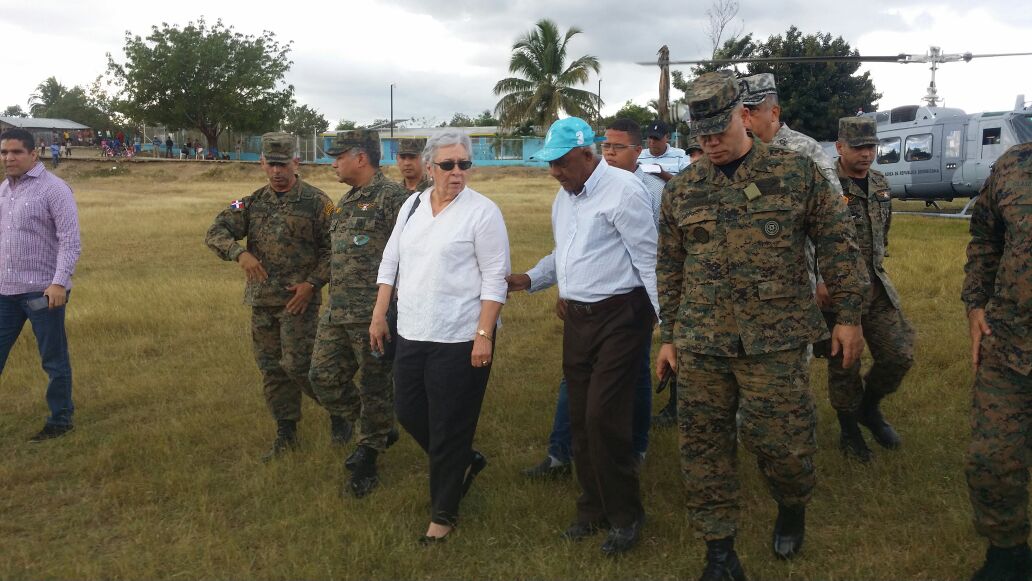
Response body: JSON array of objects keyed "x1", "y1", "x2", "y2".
[{"x1": 638, "y1": 54, "x2": 908, "y2": 66}]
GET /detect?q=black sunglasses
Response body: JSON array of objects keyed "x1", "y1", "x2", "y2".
[{"x1": 433, "y1": 159, "x2": 473, "y2": 171}]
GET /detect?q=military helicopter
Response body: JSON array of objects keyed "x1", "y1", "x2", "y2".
[{"x1": 645, "y1": 47, "x2": 1032, "y2": 216}]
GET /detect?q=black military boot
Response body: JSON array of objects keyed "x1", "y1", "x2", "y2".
[
  {"x1": 385, "y1": 426, "x2": 400, "y2": 449},
  {"x1": 859, "y1": 390, "x2": 901, "y2": 449},
  {"x1": 344, "y1": 445, "x2": 379, "y2": 498},
  {"x1": 698, "y1": 537, "x2": 747, "y2": 581},
  {"x1": 262, "y1": 420, "x2": 298, "y2": 462},
  {"x1": 772, "y1": 504, "x2": 806, "y2": 559},
  {"x1": 971, "y1": 543, "x2": 1032, "y2": 581},
  {"x1": 329, "y1": 415, "x2": 353, "y2": 446},
  {"x1": 837, "y1": 411, "x2": 873, "y2": 462}
]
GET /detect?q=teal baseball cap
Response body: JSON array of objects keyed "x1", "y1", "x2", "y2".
[{"x1": 529, "y1": 117, "x2": 604, "y2": 162}]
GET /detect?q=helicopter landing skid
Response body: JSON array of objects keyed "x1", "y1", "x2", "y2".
[{"x1": 893, "y1": 196, "x2": 977, "y2": 220}]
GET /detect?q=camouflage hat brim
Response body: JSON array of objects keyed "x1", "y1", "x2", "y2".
[
  {"x1": 263, "y1": 152, "x2": 292, "y2": 162},
  {"x1": 741, "y1": 92, "x2": 773, "y2": 106},
  {"x1": 689, "y1": 110, "x2": 734, "y2": 136},
  {"x1": 845, "y1": 136, "x2": 881, "y2": 147}
]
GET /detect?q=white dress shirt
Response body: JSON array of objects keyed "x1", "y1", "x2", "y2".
[
  {"x1": 526, "y1": 158, "x2": 659, "y2": 316},
  {"x1": 638, "y1": 144, "x2": 690, "y2": 175},
  {"x1": 377, "y1": 186, "x2": 511, "y2": 343}
]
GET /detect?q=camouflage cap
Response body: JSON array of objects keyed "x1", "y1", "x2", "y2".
[
  {"x1": 684, "y1": 135, "x2": 702, "y2": 152},
  {"x1": 740, "y1": 73, "x2": 778, "y2": 106},
  {"x1": 838, "y1": 116, "x2": 880, "y2": 147},
  {"x1": 687, "y1": 71, "x2": 742, "y2": 136},
  {"x1": 261, "y1": 132, "x2": 296, "y2": 163},
  {"x1": 397, "y1": 138, "x2": 426, "y2": 157},
  {"x1": 326, "y1": 129, "x2": 380, "y2": 157}
]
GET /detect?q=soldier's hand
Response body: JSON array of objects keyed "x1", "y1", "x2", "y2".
[
  {"x1": 555, "y1": 298, "x2": 567, "y2": 321},
  {"x1": 285, "y1": 282, "x2": 315, "y2": 315},
  {"x1": 369, "y1": 316, "x2": 391, "y2": 356},
  {"x1": 506, "y1": 273, "x2": 531, "y2": 293},
  {"x1": 815, "y1": 282, "x2": 831, "y2": 310},
  {"x1": 237, "y1": 252, "x2": 268, "y2": 283},
  {"x1": 968, "y1": 308, "x2": 991, "y2": 371},
  {"x1": 830, "y1": 324, "x2": 865, "y2": 368},
  {"x1": 656, "y1": 343, "x2": 677, "y2": 380}
]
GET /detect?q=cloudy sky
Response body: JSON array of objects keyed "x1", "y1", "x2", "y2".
[{"x1": 3, "y1": 0, "x2": 1030, "y2": 127}]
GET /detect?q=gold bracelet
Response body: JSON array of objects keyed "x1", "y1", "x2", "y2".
[{"x1": 477, "y1": 329, "x2": 493, "y2": 342}]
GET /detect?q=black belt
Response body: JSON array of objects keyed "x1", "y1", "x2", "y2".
[{"x1": 566, "y1": 287, "x2": 646, "y2": 316}]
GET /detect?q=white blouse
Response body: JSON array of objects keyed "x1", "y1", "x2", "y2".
[{"x1": 376, "y1": 186, "x2": 511, "y2": 343}]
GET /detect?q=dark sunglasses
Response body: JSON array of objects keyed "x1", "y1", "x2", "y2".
[{"x1": 433, "y1": 159, "x2": 473, "y2": 171}]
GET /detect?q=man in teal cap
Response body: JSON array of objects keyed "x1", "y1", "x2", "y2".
[{"x1": 507, "y1": 116, "x2": 659, "y2": 557}]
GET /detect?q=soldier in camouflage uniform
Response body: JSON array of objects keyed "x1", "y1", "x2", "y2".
[
  {"x1": 820, "y1": 117, "x2": 915, "y2": 462},
  {"x1": 396, "y1": 138, "x2": 432, "y2": 193},
  {"x1": 655, "y1": 72, "x2": 868, "y2": 579},
  {"x1": 963, "y1": 142, "x2": 1032, "y2": 580},
  {"x1": 205, "y1": 132, "x2": 347, "y2": 460},
  {"x1": 308, "y1": 130, "x2": 409, "y2": 497}
]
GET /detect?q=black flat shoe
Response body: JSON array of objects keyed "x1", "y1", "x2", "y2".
[{"x1": 418, "y1": 534, "x2": 449, "y2": 545}]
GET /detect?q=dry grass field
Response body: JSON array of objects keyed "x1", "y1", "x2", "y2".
[{"x1": 0, "y1": 158, "x2": 985, "y2": 579}]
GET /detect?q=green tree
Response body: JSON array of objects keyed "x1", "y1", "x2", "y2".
[
  {"x1": 601, "y1": 100, "x2": 655, "y2": 130},
  {"x1": 448, "y1": 112, "x2": 475, "y2": 127},
  {"x1": 335, "y1": 119, "x2": 357, "y2": 130},
  {"x1": 282, "y1": 104, "x2": 328, "y2": 135},
  {"x1": 473, "y1": 109, "x2": 499, "y2": 126},
  {"x1": 107, "y1": 18, "x2": 294, "y2": 150},
  {"x1": 27, "y1": 77, "x2": 68, "y2": 117},
  {"x1": 3, "y1": 105, "x2": 28, "y2": 117},
  {"x1": 492, "y1": 19, "x2": 601, "y2": 131}
]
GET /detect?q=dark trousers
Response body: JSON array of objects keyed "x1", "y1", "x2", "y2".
[
  {"x1": 564, "y1": 287, "x2": 653, "y2": 528},
  {"x1": 394, "y1": 335, "x2": 491, "y2": 526},
  {"x1": 0, "y1": 291, "x2": 74, "y2": 426}
]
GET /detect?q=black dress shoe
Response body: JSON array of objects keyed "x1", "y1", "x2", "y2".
[
  {"x1": 522, "y1": 455, "x2": 571, "y2": 479},
  {"x1": 561, "y1": 519, "x2": 609, "y2": 542},
  {"x1": 29, "y1": 423, "x2": 74, "y2": 443},
  {"x1": 462, "y1": 450, "x2": 487, "y2": 497},
  {"x1": 600, "y1": 513, "x2": 645, "y2": 556},
  {"x1": 772, "y1": 504, "x2": 805, "y2": 559},
  {"x1": 699, "y1": 537, "x2": 748, "y2": 581}
]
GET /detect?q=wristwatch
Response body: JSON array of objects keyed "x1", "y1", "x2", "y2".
[{"x1": 477, "y1": 329, "x2": 493, "y2": 342}]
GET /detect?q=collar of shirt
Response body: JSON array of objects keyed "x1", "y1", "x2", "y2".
[{"x1": 4, "y1": 162, "x2": 44, "y2": 190}]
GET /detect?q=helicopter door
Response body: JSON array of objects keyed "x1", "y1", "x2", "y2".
[
  {"x1": 941, "y1": 125, "x2": 965, "y2": 196},
  {"x1": 902, "y1": 127, "x2": 941, "y2": 197},
  {"x1": 974, "y1": 122, "x2": 1006, "y2": 188}
]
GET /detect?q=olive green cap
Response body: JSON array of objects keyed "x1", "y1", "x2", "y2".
[
  {"x1": 687, "y1": 71, "x2": 742, "y2": 136},
  {"x1": 261, "y1": 132, "x2": 296, "y2": 163},
  {"x1": 326, "y1": 129, "x2": 380, "y2": 157},
  {"x1": 838, "y1": 116, "x2": 880, "y2": 147},
  {"x1": 397, "y1": 138, "x2": 426, "y2": 156}
]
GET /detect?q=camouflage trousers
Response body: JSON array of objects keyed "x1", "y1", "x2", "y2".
[
  {"x1": 967, "y1": 332, "x2": 1032, "y2": 548},
  {"x1": 827, "y1": 285, "x2": 915, "y2": 412},
  {"x1": 308, "y1": 312, "x2": 394, "y2": 451},
  {"x1": 251, "y1": 304, "x2": 327, "y2": 421},
  {"x1": 678, "y1": 345, "x2": 816, "y2": 541}
]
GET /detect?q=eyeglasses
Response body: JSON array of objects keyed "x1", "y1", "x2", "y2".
[
  {"x1": 433, "y1": 159, "x2": 473, "y2": 171},
  {"x1": 600, "y1": 143, "x2": 635, "y2": 152}
]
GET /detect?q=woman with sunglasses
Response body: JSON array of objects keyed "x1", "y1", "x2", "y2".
[{"x1": 370, "y1": 130, "x2": 510, "y2": 543}]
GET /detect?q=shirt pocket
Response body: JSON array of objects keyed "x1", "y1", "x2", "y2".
[
  {"x1": 679, "y1": 208, "x2": 719, "y2": 254},
  {"x1": 747, "y1": 196, "x2": 795, "y2": 249},
  {"x1": 285, "y1": 207, "x2": 315, "y2": 240}
]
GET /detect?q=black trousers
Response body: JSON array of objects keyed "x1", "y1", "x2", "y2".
[
  {"x1": 564, "y1": 287, "x2": 653, "y2": 528},
  {"x1": 394, "y1": 335, "x2": 491, "y2": 526}
]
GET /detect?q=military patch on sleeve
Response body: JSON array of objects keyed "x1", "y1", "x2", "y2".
[{"x1": 229, "y1": 199, "x2": 246, "y2": 211}]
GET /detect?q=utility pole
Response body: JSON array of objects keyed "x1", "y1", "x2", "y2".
[
  {"x1": 390, "y1": 83, "x2": 395, "y2": 139},
  {"x1": 597, "y1": 78, "x2": 602, "y2": 126}
]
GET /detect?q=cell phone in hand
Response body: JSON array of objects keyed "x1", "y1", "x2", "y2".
[
  {"x1": 26, "y1": 296, "x2": 50, "y2": 311},
  {"x1": 640, "y1": 163, "x2": 663, "y2": 174}
]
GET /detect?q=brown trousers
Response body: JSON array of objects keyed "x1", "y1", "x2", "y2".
[{"x1": 563, "y1": 287, "x2": 653, "y2": 528}]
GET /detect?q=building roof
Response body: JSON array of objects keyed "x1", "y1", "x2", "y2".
[
  {"x1": 320, "y1": 126, "x2": 500, "y2": 139},
  {"x1": 0, "y1": 117, "x2": 91, "y2": 130}
]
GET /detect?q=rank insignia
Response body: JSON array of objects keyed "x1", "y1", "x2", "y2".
[
  {"x1": 762, "y1": 220, "x2": 781, "y2": 237},
  {"x1": 353, "y1": 234, "x2": 370, "y2": 246},
  {"x1": 324, "y1": 205, "x2": 335, "y2": 218},
  {"x1": 743, "y1": 183, "x2": 762, "y2": 201},
  {"x1": 693, "y1": 226, "x2": 710, "y2": 243},
  {"x1": 358, "y1": 203, "x2": 376, "y2": 211}
]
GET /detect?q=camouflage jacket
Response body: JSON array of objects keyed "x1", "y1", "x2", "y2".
[
  {"x1": 329, "y1": 170, "x2": 409, "y2": 322},
  {"x1": 658, "y1": 138, "x2": 869, "y2": 356},
  {"x1": 962, "y1": 142, "x2": 1032, "y2": 374},
  {"x1": 205, "y1": 178, "x2": 333, "y2": 307},
  {"x1": 406, "y1": 175, "x2": 433, "y2": 194},
  {"x1": 837, "y1": 164, "x2": 900, "y2": 309},
  {"x1": 772, "y1": 123, "x2": 841, "y2": 193}
]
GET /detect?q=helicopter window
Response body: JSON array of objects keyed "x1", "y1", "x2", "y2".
[
  {"x1": 877, "y1": 138, "x2": 900, "y2": 164},
  {"x1": 904, "y1": 134, "x2": 933, "y2": 162},
  {"x1": 1011, "y1": 115, "x2": 1032, "y2": 144},
  {"x1": 981, "y1": 127, "x2": 1001, "y2": 145},
  {"x1": 944, "y1": 128, "x2": 962, "y2": 158}
]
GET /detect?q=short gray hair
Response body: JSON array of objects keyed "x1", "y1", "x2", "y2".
[{"x1": 423, "y1": 130, "x2": 473, "y2": 167}]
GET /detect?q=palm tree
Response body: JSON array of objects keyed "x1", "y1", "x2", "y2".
[
  {"x1": 28, "y1": 77, "x2": 67, "y2": 117},
  {"x1": 492, "y1": 19, "x2": 601, "y2": 131}
]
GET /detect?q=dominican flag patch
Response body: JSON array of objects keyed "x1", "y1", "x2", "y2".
[{"x1": 229, "y1": 199, "x2": 246, "y2": 211}]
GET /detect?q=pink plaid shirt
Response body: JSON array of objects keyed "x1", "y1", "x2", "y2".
[{"x1": 0, "y1": 162, "x2": 81, "y2": 294}]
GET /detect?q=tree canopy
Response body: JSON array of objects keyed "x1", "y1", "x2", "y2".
[
  {"x1": 3, "y1": 105, "x2": 28, "y2": 118},
  {"x1": 107, "y1": 18, "x2": 294, "y2": 149},
  {"x1": 281, "y1": 104, "x2": 328, "y2": 135},
  {"x1": 445, "y1": 110, "x2": 499, "y2": 127},
  {"x1": 23, "y1": 76, "x2": 122, "y2": 131},
  {"x1": 334, "y1": 119, "x2": 357, "y2": 131},
  {"x1": 672, "y1": 27, "x2": 881, "y2": 140},
  {"x1": 601, "y1": 101, "x2": 656, "y2": 131},
  {"x1": 493, "y1": 19, "x2": 601, "y2": 131}
]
